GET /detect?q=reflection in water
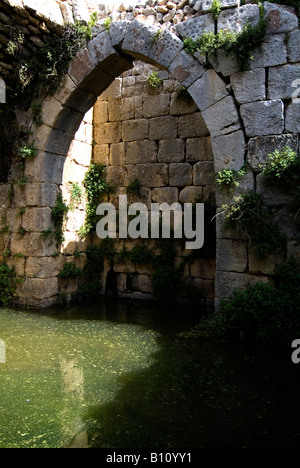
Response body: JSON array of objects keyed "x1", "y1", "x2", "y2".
[{"x1": 60, "y1": 358, "x2": 87, "y2": 447}]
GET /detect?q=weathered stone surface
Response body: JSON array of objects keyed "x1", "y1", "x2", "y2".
[
  {"x1": 170, "y1": 92, "x2": 198, "y2": 116},
  {"x1": 263, "y1": 2, "x2": 298, "y2": 34},
  {"x1": 122, "y1": 119, "x2": 149, "y2": 141},
  {"x1": 169, "y1": 50, "x2": 205, "y2": 88},
  {"x1": 249, "y1": 34, "x2": 287, "y2": 70},
  {"x1": 201, "y1": 96, "x2": 240, "y2": 137},
  {"x1": 22, "y1": 207, "x2": 52, "y2": 232},
  {"x1": 287, "y1": 29, "x2": 300, "y2": 63},
  {"x1": 121, "y1": 20, "x2": 157, "y2": 61},
  {"x1": 88, "y1": 32, "x2": 116, "y2": 68},
  {"x1": 231, "y1": 68, "x2": 266, "y2": 104},
  {"x1": 178, "y1": 113, "x2": 209, "y2": 138},
  {"x1": 186, "y1": 137, "x2": 213, "y2": 162},
  {"x1": 158, "y1": 139, "x2": 185, "y2": 163},
  {"x1": 268, "y1": 64, "x2": 300, "y2": 100},
  {"x1": 169, "y1": 163, "x2": 193, "y2": 186},
  {"x1": 193, "y1": 161, "x2": 215, "y2": 186},
  {"x1": 126, "y1": 140, "x2": 157, "y2": 164},
  {"x1": 247, "y1": 134, "x2": 298, "y2": 171},
  {"x1": 26, "y1": 256, "x2": 64, "y2": 279},
  {"x1": 110, "y1": 142, "x2": 126, "y2": 166},
  {"x1": 211, "y1": 130, "x2": 246, "y2": 173},
  {"x1": 19, "y1": 277, "x2": 58, "y2": 300},
  {"x1": 147, "y1": 28, "x2": 183, "y2": 68},
  {"x1": 143, "y1": 94, "x2": 170, "y2": 118},
  {"x1": 217, "y1": 239, "x2": 248, "y2": 273},
  {"x1": 179, "y1": 186, "x2": 203, "y2": 203},
  {"x1": 23, "y1": 0, "x2": 64, "y2": 25},
  {"x1": 108, "y1": 97, "x2": 135, "y2": 121},
  {"x1": 95, "y1": 121, "x2": 122, "y2": 143},
  {"x1": 208, "y1": 50, "x2": 240, "y2": 77},
  {"x1": 240, "y1": 100, "x2": 284, "y2": 137},
  {"x1": 109, "y1": 20, "x2": 129, "y2": 47},
  {"x1": 100, "y1": 78, "x2": 122, "y2": 100},
  {"x1": 149, "y1": 115, "x2": 178, "y2": 140},
  {"x1": 188, "y1": 69, "x2": 228, "y2": 112},
  {"x1": 202, "y1": 0, "x2": 239, "y2": 12},
  {"x1": 286, "y1": 103, "x2": 300, "y2": 134},
  {"x1": 249, "y1": 246, "x2": 281, "y2": 275},
  {"x1": 152, "y1": 187, "x2": 179, "y2": 204},
  {"x1": 127, "y1": 164, "x2": 169, "y2": 188},
  {"x1": 69, "y1": 140, "x2": 92, "y2": 167},
  {"x1": 218, "y1": 4, "x2": 260, "y2": 33},
  {"x1": 215, "y1": 271, "x2": 268, "y2": 299},
  {"x1": 176, "y1": 13, "x2": 214, "y2": 40},
  {"x1": 10, "y1": 233, "x2": 56, "y2": 258},
  {"x1": 106, "y1": 165, "x2": 128, "y2": 187}
]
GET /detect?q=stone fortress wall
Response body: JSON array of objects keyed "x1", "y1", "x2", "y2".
[{"x1": 0, "y1": 0, "x2": 299, "y2": 308}]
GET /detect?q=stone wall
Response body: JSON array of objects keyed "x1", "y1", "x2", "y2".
[
  {"x1": 91, "y1": 61, "x2": 215, "y2": 301},
  {"x1": 0, "y1": 0, "x2": 299, "y2": 308}
]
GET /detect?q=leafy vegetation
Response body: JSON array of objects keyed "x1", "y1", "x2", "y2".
[
  {"x1": 184, "y1": 6, "x2": 267, "y2": 71},
  {"x1": 207, "y1": 258, "x2": 300, "y2": 346},
  {"x1": 221, "y1": 191, "x2": 285, "y2": 258},
  {"x1": 81, "y1": 164, "x2": 115, "y2": 237},
  {"x1": 126, "y1": 179, "x2": 142, "y2": 197},
  {"x1": 0, "y1": 264, "x2": 17, "y2": 307},
  {"x1": 51, "y1": 193, "x2": 69, "y2": 246},
  {"x1": 147, "y1": 71, "x2": 161, "y2": 88},
  {"x1": 216, "y1": 166, "x2": 247, "y2": 190}
]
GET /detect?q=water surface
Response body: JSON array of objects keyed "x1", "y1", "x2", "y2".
[{"x1": 0, "y1": 299, "x2": 300, "y2": 448}]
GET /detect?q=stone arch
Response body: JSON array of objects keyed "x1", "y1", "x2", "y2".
[{"x1": 15, "y1": 5, "x2": 299, "y2": 308}]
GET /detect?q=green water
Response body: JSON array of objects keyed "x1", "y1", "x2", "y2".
[{"x1": 1, "y1": 299, "x2": 300, "y2": 448}]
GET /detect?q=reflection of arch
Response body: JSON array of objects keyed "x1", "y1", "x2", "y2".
[
  {"x1": 0, "y1": 78, "x2": 6, "y2": 104},
  {"x1": 0, "y1": 340, "x2": 6, "y2": 364}
]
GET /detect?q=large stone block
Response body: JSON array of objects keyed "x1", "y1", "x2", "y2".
[
  {"x1": 215, "y1": 271, "x2": 268, "y2": 299},
  {"x1": 247, "y1": 134, "x2": 298, "y2": 171},
  {"x1": 211, "y1": 130, "x2": 246, "y2": 173},
  {"x1": 152, "y1": 187, "x2": 179, "y2": 204},
  {"x1": 26, "y1": 256, "x2": 64, "y2": 279},
  {"x1": 95, "y1": 121, "x2": 122, "y2": 143},
  {"x1": 108, "y1": 97, "x2": 135, "y2": 121},
  {"x1": 93, "y1": 144, "x2": 110, "y2": 165},
  {"x1": 285, "y1": 103, "x2": 300, "y2": 134},
  {"x1": 201, "y1": 96, "x2": 241, "y2": 137},
  {"x1": 143, "y1": 94, "x2": 170, "y2": 118},
  {"x1": 186, "y1": 137, "x2": 213, "y2": 162},
  {"x1": 94, "y1": 101, "x2": 108, "y2": 123},
  {"x1": 10, "y1": 232, "x2": 56, "y2": 258},
  {"x1": 149, "y1": 116, "x2": 178, "y2": 140},
  {"x1": 157, "y1": 139, "x2": 185, "y2": 163},
  {"x1": 176, "y1": 13, "x2": 214, "y2": 40},
  {"x1": 170, "y1": 92, "x2": 198, "y2": 116},
  {"x1": 19, "y1": 277, "x2": 58, "y2": 300},
  {"x1": 217, "y1": 239, "x2": 248, "y2": 273},
  {"x1": 263, "y1": 2, "x2": 299, "y2": 34},
  {"x1": 69, "y1": 139, "x2": 92, "y2": 167},
  {"x1": 240, "y1": 100, "x2": 284, "y2": 137},
  {"x1": 109, "y1": 20, "x2": 129, "y2": 47},
  {"x1": 22, "y1": 207, "x2": 52, "y2": 233},
  {"x1": 208, "y1": 50, "x2": 240, "y2": 77},
  {"x1": 110, "y1": 142, "x2": 126, "y2": 166},
  {"x1": 231, "y1": 68, "x2": 266, "y2": 104},
  {"x1": 287, "y1": 29, "x2": 300, "y2": 63},
  {"x1": 169, "y1": 163, "x2": 193, "y2": 186},
  {"x1": 127, "y1": 164, "x2": 169, "y2": 188},
  {"x1": 179, "y1": 186, "x2": 203, "y2": 203},
  {"x1": 169, "y1": 50, "x2": 206, "y2": 88},
  {"x1": 188, "y1": 69, "x2": 228, "y2": 112},
  {"x1": 126, "y1": 140, "x2": 157, "y2": 164},
  {"x1": 268, "y1": 64, "x2": 300, "y2": 100},
  {"x1": 178, "y1": 113, "x2": 209, "y2": 138},
  {"x1": 146, "y1": 28, "x2": 184, "y2": 69},
  {"x1": 218, "y1": 4, "x2": 260, "y2": 33},
  {"x1": 193, "y1": 161, "x2": 215, "y2": 186},
  {"x1": 122, "y1": 119, "x2": 149, "y2": 141},
  {"x1": 249, "y1": 34, "x2": 287, "y2": 70}
]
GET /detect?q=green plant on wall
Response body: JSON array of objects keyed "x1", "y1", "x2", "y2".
[
  {"x1": 0, "y1": 264, "x2": 17, "y2": 307},
  {"x1": 216, "y1": 166, "x2": 247, "y2": 191},
  {"x1": 81, "y1": 164, "x2": 115, "y2": 237},
  {"x1": 184, "y1": 5, "x2": 267, "y2": 71},
  {"x1": 221, "y1": 191, "x2": 286, "y2": 258},
  {"x1": 147, "y1": 71, "x2": 161, "y2": 88}
]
